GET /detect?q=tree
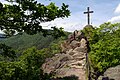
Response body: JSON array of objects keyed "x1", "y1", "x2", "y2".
[
  {"x1": 88, "y1": 22, "x2": 120, "y2": 78},
  {"x1": 0, "y1": 43, "x2": 16, "y2": 61},
  {"x1": 0, "y1": 1, "x2": 70, "y2": 79},
  {"x1": 0, "y1": 0, "x2": 70, "y2": 37},
  {"x1": 0, "y1": 0, "x2": 70, "y2": 61}
]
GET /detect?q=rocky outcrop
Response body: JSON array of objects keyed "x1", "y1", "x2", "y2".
[
  {"x1": 42, "y1": 25, "x2": 120, "y2": 80},
  {"x1": 42, "y1": 31, "x2": 88, "y2": 80},
  {"x1": 98, "y1": 65, "x2": 120, "y2": 80}
]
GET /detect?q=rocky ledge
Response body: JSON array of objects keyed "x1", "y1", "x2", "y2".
[{"x1": 42, "y1": 31, "x2": 88, "y2": 80}]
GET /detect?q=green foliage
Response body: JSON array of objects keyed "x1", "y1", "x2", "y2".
[
  {"x1": 0, "y1": 61, "x2": 28, "y2": 80},
  {"x1": 82, "y1": 25, "x2": 98, "y2": 44},
  {"x1": 0, "y1": 47, "x2": 53, "y2": 80},
  {"x1": 88, "y1": 22, "x2": 120, "y2": 73},
  {"x1": 19, "y1": 47, "x2": 47, "y2": 80},
  {"x1": 0, "y1": 0, "x2": 70, "y2": 79},
  {"x1": 0, "y1": 0, "x2": 70, "y2": 37},
  {"x1": 0, "y1": 34, "x2": 65, "y2": 79},
  {"x1": 0, "y1": 43, "x2": 16, "y2": 61},
  {"x1": 3, "y1": 29, "x2": 16, "y2": 37}
]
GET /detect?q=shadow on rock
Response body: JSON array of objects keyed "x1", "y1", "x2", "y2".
[
  {"x1": 102, "y1": 77, "x2": 115, "y2": 80},
  {"x1": 52, "y1": 75, "x2": 79, "y2": 80}
]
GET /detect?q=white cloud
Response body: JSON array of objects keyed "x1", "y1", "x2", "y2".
[
  {"x1": 108, "y1": 3, "x2": 120, "y2": 23},
  {"x1": 115, "y1": 3, "x2": 120, "y2": 14},
  {"x1": 0, "y1": 31, "x2": 3, "y2": 33},
  {"x1": 0, "y1": 0, "x2": 9, "y2": 4},
  {"x1": 41, "y1": 11, "x2": 88, "y2": 32},
  {"x1": 108, "y1": 16, "x2": 120, "y2": 23},
  {"x1": 0, "y1": 0, "x2": 18, "y2": 5},
  {"x1": 41, "y1": 18, "x2": 84, "y2": 32}
]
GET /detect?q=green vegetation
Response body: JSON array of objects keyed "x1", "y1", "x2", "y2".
[
  {"x1": 83, "y1": 23, "x2": 120, "y2": 75},
  {"x1": 0, "y1": 30, "x2": 69, "y2": 80},
  {"x1": 0, "y1": 36, "x2": 67, "y2": 80},
  {"x1": 0, "y1": 32, "x2": 69, "y2": 53},
  {"x1": 0, "y1": 47, "x2": 52, "y2": 80},
  {"x1": 0, "y1": 0, "x2": 71, "y2": 79},
  {"x1": 0, "y1": 43, "x2": 16, "y2": 61},
  {"x1": 1, "y1": 33, "x2": 54, "y2": 51},
  {"x1": 0, "y1": 0, "x2": 120, "y2": 79},
  {"x1": 1, "y1": 22, "x2": 120, "y2": 79},
  {"x1": 0, "y1": 0, "x2": 70, "y2": 37}
]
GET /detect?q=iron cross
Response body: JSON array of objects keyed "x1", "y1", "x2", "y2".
[{"x1": 84, "y1": 7, "x2": 93, "y2": 25}]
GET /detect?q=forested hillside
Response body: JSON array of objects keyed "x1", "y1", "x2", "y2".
[
  {"x1": 0, "y1": 33, "x2": 58, "y2": 51},
  {"x1": 0, "y1": 31, "x2": 70, "y2": 57}
]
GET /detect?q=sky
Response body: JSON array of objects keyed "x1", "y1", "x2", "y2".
[{"x1": 0, "y1": 0, "x2": 120, "y2": 32}]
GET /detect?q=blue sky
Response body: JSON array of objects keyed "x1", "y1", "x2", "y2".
[
  {"x1": 0, "y1": 0, "x2": 120, "y2": 32},
  {"x1": 39, "y1": 0, "x2": 120, "y2": 32}
]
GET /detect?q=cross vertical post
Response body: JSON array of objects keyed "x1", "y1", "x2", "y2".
[{"x1": 84, "y1": 7, "x2": 93, "y2": 25}]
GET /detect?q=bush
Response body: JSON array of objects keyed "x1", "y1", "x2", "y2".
[
  {"x1": 88, "y1": 22, "x2": 120, "y2": 73},
  {"x1": 0, "y1": 47, "x2": 53, "y2": 80}
]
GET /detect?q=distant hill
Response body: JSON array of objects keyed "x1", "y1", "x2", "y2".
[
  {"x1": 0, "y1": 33, "x2": 6, "y2": 40},
  {"x1": 0, "y1": 32, "x2": 69, "y2": 52}
]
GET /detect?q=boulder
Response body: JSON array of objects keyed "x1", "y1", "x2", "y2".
[
  {"x1": 42, "y1": 53, "x2": 73, "y2": 74},
  {"x1": 80, "y1": 38, "x2": 87, "y2": 48},
  {"x1": 98, "y1": 65, "x2": 120, "y2": 80},
  {"x1": 73, "y1": 46, "x2": 87, "y2": 53},
  {"x1": 70, "y1": 40, "x2": 81, "y2": 49}
]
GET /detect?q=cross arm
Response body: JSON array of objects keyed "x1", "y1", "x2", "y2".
[{"x1": 84, "y1": 11, "x2": 94, "y2": 14}]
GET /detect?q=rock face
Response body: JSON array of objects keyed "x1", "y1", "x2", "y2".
[
  {"x1": 42, "y1": 31, "x2": 88, "y2": 80},
  {"x1": 98, "y1": 65, "x2": 120, "y2": 80}
]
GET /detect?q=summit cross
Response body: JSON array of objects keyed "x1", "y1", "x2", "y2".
[{"x1": 84, "y1": 7, "x2": 93, "y2": 25}]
